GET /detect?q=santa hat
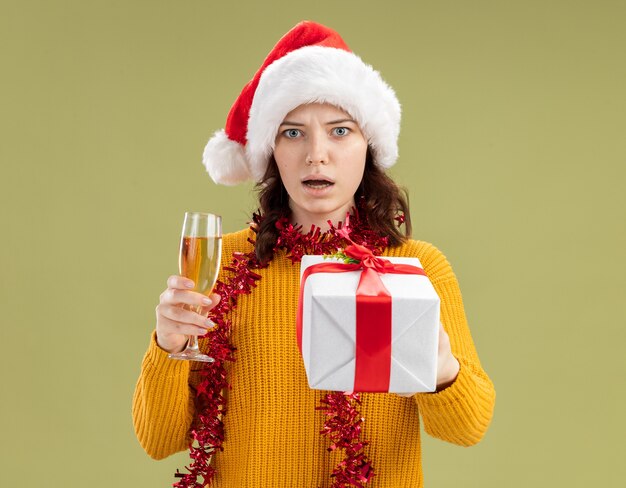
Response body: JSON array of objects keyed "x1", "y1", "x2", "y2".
[{"x1": 203, "y1": 21, "x2": 401, "y2": 185}]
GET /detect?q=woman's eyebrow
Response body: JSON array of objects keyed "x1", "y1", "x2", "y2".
[{"x1": 325, "y1": 118, "x2": 356, "y2": 125}]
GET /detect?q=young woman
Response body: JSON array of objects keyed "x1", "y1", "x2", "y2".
[{"x1": 133, "y1": 21, "x2": 495, "y2": 488}]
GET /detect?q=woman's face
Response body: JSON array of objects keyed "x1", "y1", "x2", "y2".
[{"x1": 273, "y1": 103, "x2": 368, "y2": 227}]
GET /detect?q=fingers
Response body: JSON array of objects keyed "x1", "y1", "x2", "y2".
[
  {"x1": 438, "y1": 322, "x2": 450, "y2": 352},
  {"x1": 161, "y1": 275, "x2": 221, "y2": 309},
  {"x1": 157, "y1": 315, "x2": 211, "y2": 337},
  {"x1": 155, "y1": 302, "x2": 216, "y2": 340},
  {"x1": 155, "y1": 276, "x2": 222, "y2": 346},
  {"x1": 157, "y1": 303, "x2": 215, "y2": 330},
  {"x1": 167, "y1": 275, "x2": 194, "y2": 289},
  {"x1": 160, "y1": 288, "x2": 220, "y2": 309}
]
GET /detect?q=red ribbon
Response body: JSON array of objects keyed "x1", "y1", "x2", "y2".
[{"x1": 297, "y1": 244, "x2": 426, "y2": 392}]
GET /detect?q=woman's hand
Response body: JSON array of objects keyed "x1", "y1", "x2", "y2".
[
  {"x1": 435, "y1": 322, "x2": 460, "y2": 391},
  {"x1": 396, "y1": 322, "x2": 460, "y2": 397},
  {"x1": 155, "y1": 275, "x2": 221, "y2": 354}
]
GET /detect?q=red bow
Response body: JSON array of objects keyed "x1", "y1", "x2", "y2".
[{"x1": 344, "y1": 243, "x2": 395, "y2": 274}]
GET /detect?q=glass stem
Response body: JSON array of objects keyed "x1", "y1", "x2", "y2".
[
  {"x1": 187, "y1": 335, "x2": 200, "y2": 352},
  {"x1": 185, "y1": 304, "x2": 203, "y2": 352}
]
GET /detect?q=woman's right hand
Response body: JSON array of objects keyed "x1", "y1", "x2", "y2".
[{"x1": 155, "y1": 275, "x2": 221, "y2": 354}]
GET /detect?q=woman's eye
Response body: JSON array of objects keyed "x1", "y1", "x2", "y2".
[
  {"x1": 284, "y1": 129, "x2": 301, "y2": 138},
  {"x1": 333, "y1": 127, "x2": 350, "y2": 136}
]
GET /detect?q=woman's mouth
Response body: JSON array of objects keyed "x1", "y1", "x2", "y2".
[
  {"x1": 301, "y1": 176, "x2": 335, "y2": 195},
  {"x1": 303, "y1": 179, "x2": 334, "y2": 189}
]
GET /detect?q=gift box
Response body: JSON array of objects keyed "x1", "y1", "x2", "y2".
[{"x1": 297, "y1": 252, "x2": 440, "y2": 393}]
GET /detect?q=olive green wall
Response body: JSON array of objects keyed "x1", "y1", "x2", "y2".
[{"x1": 1, "y1": 0, "x2": 624, "y2": 486}]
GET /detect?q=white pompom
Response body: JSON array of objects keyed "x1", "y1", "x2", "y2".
[{"x1": 202, "y1": 130, "x2": 252, "y2": 186}]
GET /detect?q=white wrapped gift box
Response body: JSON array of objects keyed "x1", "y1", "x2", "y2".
[{"x1": 298, "y1": 255, "x2": 441, "y2": 393}]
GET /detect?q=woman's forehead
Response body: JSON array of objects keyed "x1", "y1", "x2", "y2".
[{"x1": 282, "y1": 102, "x2": 353, "y2": 121}]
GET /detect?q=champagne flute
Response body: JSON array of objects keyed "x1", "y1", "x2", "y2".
[{"x1": 168, "y1": 212, "x2": 222, "y2": 362}]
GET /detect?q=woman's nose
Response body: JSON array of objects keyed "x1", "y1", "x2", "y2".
[{"x1": 306, "y1": 132, "x2": 328, "y2": 165}]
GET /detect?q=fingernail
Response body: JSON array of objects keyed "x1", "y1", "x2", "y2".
[
  {"x1": 202, "y1": 297, "x2": 212, "y2": 305},
  {"x1": 185, "y1": 281, "x2": 194, "y2": 288},
  {"x1": 205, "y1": 318, "x2": 215, "y2": 327}
]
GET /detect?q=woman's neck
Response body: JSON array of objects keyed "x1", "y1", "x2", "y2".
[{"x1": 288, "y1": 201, "x2": 355, "y2": 232}]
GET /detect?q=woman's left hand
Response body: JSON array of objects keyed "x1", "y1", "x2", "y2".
[
  {"x1": 434, "y1": 322, "x2": 460, "y2": 392},
  {"x1": 396, "y1": 322, "x2": 460, "y2": 397}
]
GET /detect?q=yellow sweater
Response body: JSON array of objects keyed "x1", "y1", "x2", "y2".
[{"x1": 133, "y1": 228, "x2": 495, "y2": 487}]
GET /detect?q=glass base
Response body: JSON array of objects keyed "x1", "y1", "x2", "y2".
[{"x1": 168, "y1": 350, "x2": 215, "y2": 363}]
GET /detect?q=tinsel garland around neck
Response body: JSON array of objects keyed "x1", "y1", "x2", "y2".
[{"x1": 173, "y1": 208, "x2": 392, "y2": 488}]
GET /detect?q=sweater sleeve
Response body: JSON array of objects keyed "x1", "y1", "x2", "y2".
[
  {"x1": 132, "y1": 331, "x2": 194, "y2": 459},
  {"x1": 402, "y1": 241, "x2": 496, "y2": 446}
]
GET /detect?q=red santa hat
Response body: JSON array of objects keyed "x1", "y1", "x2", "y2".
[{"x1": 203, "y1": 21, "x2": 401, "y2": 185}]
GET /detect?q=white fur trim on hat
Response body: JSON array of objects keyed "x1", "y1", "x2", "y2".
[
  {"x1": 203, "y1": 129, "x2": 252, "y2": 186},
  {"x1": 245, "y1": 45, "x2": 401, "y2": 181}
]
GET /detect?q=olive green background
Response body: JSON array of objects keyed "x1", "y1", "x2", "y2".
[{"x1": 1, "y1": 0, "x2": 624, "y2": 486}]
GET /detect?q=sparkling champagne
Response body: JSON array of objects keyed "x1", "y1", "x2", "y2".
[{"x1": 179, "y1": 236, "x2": 222, "y2": 294}]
